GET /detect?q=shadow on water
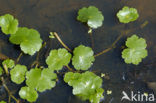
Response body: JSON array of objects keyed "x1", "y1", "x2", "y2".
[{"x1": 0, "y1": 0, "x2": 156, "y2": 103}]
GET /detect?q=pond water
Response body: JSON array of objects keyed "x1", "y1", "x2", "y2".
[{"x1": 0, "y1": 0, "x2": 156, "y2": 103}]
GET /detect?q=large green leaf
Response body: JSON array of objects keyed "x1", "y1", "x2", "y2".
[
  {"x1": 77, "y1": 6, "x2": 104, "y2": 29},
  {"x1": 10, "y1": 64, "x2": 27, "y2": 84},
  {"x1": 19, "y1": 86, "x2": 38, "y2": 102},
  {"x1": 26, "y1": 68, "x2": 57, "y2": 92},
  {"x1": 46, "y1": 48, "x2": 72, "y2": 71},
  {"x1": 9, "y1": 27, "x2": 42, "y2": 55},
  {"x1": 117, "y1": 6, "x2": 139, "y2": 23},
  {"x1": 122, "y1": 35, "x2": 148, "y2": 65},
  {"x1": 72, "y1": 45, "x2": 95, "y2": 70},
  {"x1": 64, "y1": 71, "x2": 104, "y2": 103},
  {"x1": 0, "y1": 14, "x2": 18, "y2": 34}
]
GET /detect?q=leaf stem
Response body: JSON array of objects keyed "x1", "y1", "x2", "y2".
[
  {"x1": 1, "y1": 77, "x2": 19, "y2": 103},
  {"x1": 3, "y1": 64, "x2": 9, "y2": 76},
  {"x1": 88, "y1": 28, "x2": 94, "y2": 49},
  {"x1": 94, "y1": 32, "x2": 126, "y2": 57},
  {"x1": 16, "y1": 52, "x2": 23, "y2": 63},
  {"x1": 65, "y1": 65, "x2": 75, "y2": 72},
  {"x1": 53, "y1": 32, "x2": 72, "y2": 52}
]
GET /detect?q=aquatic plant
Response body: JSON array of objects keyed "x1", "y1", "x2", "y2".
[
  {"x1": 122, "y1": 35, "x2": 148, "y2": 65},
  {"x1": 0, "y1": 101, "x2": 6, "y2": 103},
  {"x1": 0, "y1": 14, "x2": 18, "y2": 34},
  {"x1": 77, "y1": 6, "x2": 104, "y2": 29},
  {"x1": 0, "y1": 4, "x2": 148, "y2": 103},
  {"x1": 117, "y1": 6, "x2": 139, "y2": 23},
  {"x1": 72, "y1": 45, "x2": 95, "y2": 70},
  {"x1": 64, "y1": 71, "x2": 104, "y2": 103}
]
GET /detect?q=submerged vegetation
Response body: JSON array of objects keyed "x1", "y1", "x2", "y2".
[{"x1": 0, "y1": 5, "x2": 148, "y2": 103}]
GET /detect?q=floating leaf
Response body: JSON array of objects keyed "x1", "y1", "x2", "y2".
[
  {"x1": 0, "y1": 14, "x2": 18, "y2": 34},
  {"x1": 9, "y1": 27, "x2": 42, "y2": 55},
  {"x1": 2, "y1": 59, "x2": 15, "y2": 69},
  {"x1": 77, "y1": 6, "x2": 104, "y2": 29},
  {"x1": 0, "y1": 101, "x2": 6, "y2": 103},
  {"x1": 26, "y1": 68, "x2": 57, "y2": 92},
  {"x1": 19, "y1": 86, "x2": 38, "y2": 102},
  {"x1": 10, "y1": 64, "x2": 27, "y2": 84},
  {"x1": 72, "y1": 45, "x2": 95, "y2": 70},
  {"x1": 64, "y1": 71, "x2": 104, "y2": 103},
  {"x1": 46, "y1": 48, "x2": 71, "y2": 71},
  {"x1": 122, "y1": 35, "x2": 148, "y2": 65},
  {"x1": 0, "y1": 67, "x2": 3, "y2": 76},
  {"x1": 117, "y1": 6, "x2": 139, "y2": 23}
]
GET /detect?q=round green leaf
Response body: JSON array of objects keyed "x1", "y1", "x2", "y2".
[
  {"x1": 72, "y1": 45, "x2": 95, "y2": 70},
  {"x1": 77, "y1": 6, "x2": 104, "y2": 29},
  {"x1": 0, "y1": 14, "x2": 18, "y2": 34},
  {"x1": 19, "y1": 86, "x2": 38, "y2": 102},
  {"x1": 10, "y1": 64, "x2": 27, "y2": 84},
  {"x1": 26, "y1": 68, "x2": 57, "y2": 92},
  {"x1": 9, "y1": 27, "x2": 43, "y2": 55},
  {"x1": 64, "y1": 71, "x2": 104, "y2": 103},
  {"x1": 46, "y1": 48, "x2": 72, "y2": 71},
  {"x1": 117, "y1": 6, "x2": 139, "y2": 23},
  {"x1": 2, "y1": 59, "x2": 15, "y2": 69},
  {"x1": 122, "y1": 35, "x2": 148, "y2": 65}
]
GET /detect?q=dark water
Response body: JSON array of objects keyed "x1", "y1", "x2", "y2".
[{"x1": 0, "y1": 0, "x2": 156, "y2": 103}]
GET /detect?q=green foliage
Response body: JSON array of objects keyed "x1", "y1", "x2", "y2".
[
  {"x1": 46, "y1": 48, "x2": 72, "y2": 71},
  {"x1": 122, "y1": 35, "x2": 148, "y2": 65},
  {"x1": 72, "y1": 45, "x2": 95, "y2": 70},
  {"x1": 2, "y1": 59, "x2": 15, "y2": 69},
  {"x1": 0, "y1": 14, "x2": 18, "y2": 34},
  {"x1": 77, "y1": 6, "x2": 104, "y2": 29},
  {"x1": 0, "y1": 101, "x2": 6, "y2": 103},
  {"x1": 10, "y1": 64, "x2": 27, "y2": 84},
  {"x1": 64, "y1": 71, "x2": 104, "y2": 103},
  {"x1": 9, "y1": 27, "x2": 42, "y2": 55},
  {"x1": 0, "y1": 66, "x2": 3, "y2": 76},
  {"x1": 19, "y1": 86, "x2": 38, "y2": 102},
  {"x1": 117, "y1": 6, "x2": 139, "y2": 23},
  {"x1": 26, "y1": 68, "x2": 57, "y2": 92}
]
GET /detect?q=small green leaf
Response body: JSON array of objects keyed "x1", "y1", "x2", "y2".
[
  {"x1": 46, "y1": 48, "x2": 72, "y2": 71},
  {"x1": 0, "y1": 101, "x2": 6, "y2": 103},
  {"x1": 49, "y1": 32, "x2": 55, "y2": 38},
  {"x1": 26, "y1": 68, "x2": 57, "y2": 92},
  {"x1": 2, "y1": 59, "x2": 15, "y2": 69},
  {"x1": 9, "y1": 27, "x2": 43, "y2": 55},
  {"x1": 0, "y1": 67, "x2": 3, "y2": 76},
  {"x1": 72, "y1": 45, "x2": 95, "y2": 70},
  {"x1": 0, "y1": 14, "x2": 18, "y2": 34},
  {"x1": 122, "y1": 35, "x2": 148, "y2": 65},
  {"x1": 117, "y1": 6, "x2": 139, "y2": 23},
  {"x1": 19, "y1": 86, "x2": 38, "y2": 102},
  {"x1": 64, "y1": 71, "x2": 104, "y2": 103},
  {"x1": 77, "y1": 6, "x2": 104, "y2": 29},
  {"x1": 10, "y1": 64, "x2": 27, "y2": 84}
]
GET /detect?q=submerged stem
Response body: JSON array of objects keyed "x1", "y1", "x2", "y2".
[
  {"x1": 94, "y1": 31, "x2": 127, "y2": 57},
  {"x1": 16, "y1": 52, "x2": 23, "y2": 63},
  {"x1": 53, "y1": 32, "x2": 72, "y2": 52},
  {"x1": 65, "y1": 65, "x2": 75, "y2": 72},
  {"x1": 1, "y1": 77, "x2": 19, "y2": 103},
  {"x1": 3, "y1": 64, "x2": 9, "y2": 76},
  {"x1": 88, "y1": 29, "x2": 94, "y2": 49}
]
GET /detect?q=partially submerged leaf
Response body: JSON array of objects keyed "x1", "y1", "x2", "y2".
[
  {"x1": 19, "y1": 86, "x2": 38, "y2": 102},
  {"x1": 0, "y1": 14, "x2": 18, "y2": 34},
  {"x1": 117, "y1": 6, "x2": 139, "y2": 23},
  {"x1": 72, "y1": 45, "x2": 95, "y2": 70},
  {"x1": 122, "y1": 35, "x2": 148, "y2": 65},
  {"x1": 77, "y1": 6, "x2": 104, "y2": 29},
  {"x1": 64, "y1": 71, "x2": 104, "y2": 103},
  {"x1": 2, "y1": 59, "x2": 15, "y2": 69},
  {"x1": 10, "y1": 64, "x2": 27, "y2": 84},
  {"x1": 26, "y1": 68, "x2": 57, "y2": 92},
  {"x1": 9, "y1": 27, "x2": 43, "y2": 55},
  {"x1": 0, "y1": 66, "x2": 3, "y2": 76},
  {"x1": 46, "y1": 48, "x2": 72, "y2": 71}
]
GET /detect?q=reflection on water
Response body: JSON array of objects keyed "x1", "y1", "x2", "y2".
[{"x1": 0, "y1": 0, "x2": 156, "y2": 103}]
